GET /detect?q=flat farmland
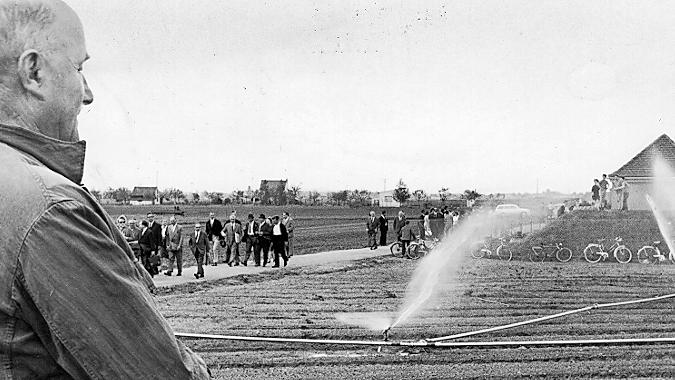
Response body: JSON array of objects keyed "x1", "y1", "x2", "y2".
[{"x1": 157, "y1": 257, "x2": 675, "y2": 379}]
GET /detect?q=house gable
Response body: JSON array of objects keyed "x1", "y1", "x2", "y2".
[{"x1": 612, "y1": 134, "x2": 675, "y2": 178}]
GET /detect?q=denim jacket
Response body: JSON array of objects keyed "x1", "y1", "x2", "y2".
[{"x1": 0, "y1": 124, "x2": 210, "y2": 379}]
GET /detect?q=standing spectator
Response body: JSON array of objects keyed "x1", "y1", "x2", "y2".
[
  {"x1": 189, "y1": 223, "x2": 209, "y2": 279},
  {"x1": 282, "y1": 211, "x2": 296, "y2": 259},
  {"x1": 430, "y1": 208, "x2": 444, "y2": 239},
  {"x1": 271, "y1": 216, "x2": 289, "y2": 267},
  {"x1": 205, "y1": 212, "x2": 223, "y2": 266},
  {"x1": 123, "y1": 219, "x2": 142, "y2": 259},
  {"x1": 378, "y1": 210, "x2": 389, "y2": 246},
  {"x1": 146, "y1": 213, "x2": 162, "y2": 275},
  {"x1": 443, "y1": 209, "x2": 453, "y2": 233},
  {"x1": 222, "y1": 214, "x2": 243, "y2": 266},
  {"x1": 614, "y1": 176, "x2": 630, "y2": 210},
  {"x1": 165, "y1": 216, "x2": 183, "y2": 276},
  {"x1": 591, "y1": 179, "x2": 601, "y2": 209},
  {"x1": 393, "y1": 211, "x2": 406, "y2": 241},
  {"x1": 256, "y1": 214, "x2": 273, "y2": 266},
  {"x1": 366, "y1": 211, "x2": 379, "y2": 250},
  {"x1": 159, "y1": 218, "x2": 169, "y2": 272},
  {"x1": 453, "y1": 211, "x2": 460, "y2": 226},
  {"x1": 422, "y1": 210, "x2": 431, "y2": 238},
  {"x1": 399, "y1": 220, "x2": 416, "y2": 256},
  {"x1": 243, "y1": 214, "x2": 259, "y2": 266},
  {"x1": 138, "y1": 220, "x2": 157, "y2": 277},
  {"x1": 598, "y1": 174, "x2": 610, "y2": 210},
  {"x1": 116, "y1": 215, "x2": 127, "y2": 232}
]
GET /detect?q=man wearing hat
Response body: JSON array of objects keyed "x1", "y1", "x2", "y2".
[
  {"x1": 255, "y1": 214, "x2": 273, "y2": 266},
  {"x1": 189, "y1": 223, "x2": 210, "y2": 278},
  {"x1": 242, "y1": 213, "x2": 259, "y2": 266}
]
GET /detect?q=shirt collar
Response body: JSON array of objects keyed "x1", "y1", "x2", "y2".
[{"x1": 0, "y1": 124, "x2": 86, "y2": 184}]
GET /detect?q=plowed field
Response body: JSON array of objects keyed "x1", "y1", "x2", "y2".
[{"x1": 157, "y1": 256, "x2": 675, "y2": 379}]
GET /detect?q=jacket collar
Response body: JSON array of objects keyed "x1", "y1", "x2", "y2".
[{"x1": 0, "y1": 124, "x2": 86, "y2": 184}]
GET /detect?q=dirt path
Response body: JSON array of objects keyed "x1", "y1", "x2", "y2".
[{"x1": 153, "y1": 245, "x2": 392, "y2": 288}]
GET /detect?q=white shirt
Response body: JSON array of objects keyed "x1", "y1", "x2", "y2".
[
  {"x1": 273, "y1": 224, "x2": 282, "y2": 235},
  {"x1": 249, "y1": 222, "x2": 254, "y2": 234}
]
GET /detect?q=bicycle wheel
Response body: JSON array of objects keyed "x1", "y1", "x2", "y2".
[
  {"x1": 471, "y1": 243, "x2": 487, "y2": 259},
  {"x1": 407, "y1": 243, "x2": 422, "y2": 260},
  {"x1": 583, "y1": 245, "x2": 603, "y2": 263},
  {"x1": 637, "y1": 247, "x2": 657, "y2": 264},
  {"x1": 614, "y1": 246, "x2": 632, "y2": 264},
  {"x1": 390, "y1": 242, "x2": 403, "y2": 258},
  {"x1": 529, "y1": 247, "x2": 545, "y2": 262},
  {"x1": 496, "y1": 245, "x2": 513, "y2": 262},
  {"x1": 555, "y1": 247, "x2": 573, "y2": 263}
]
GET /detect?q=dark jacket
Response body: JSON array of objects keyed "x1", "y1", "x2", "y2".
[
  {"x1": 149, "y1": 221, "x2": 163, "y2": 248},
  {"x1": 366, "y1": 217, "x2": 379, "y2": 232},
  {"x1": 379, "y1": 215, "x2": 388, "y2": 231},
  {"x1": 393, "y1": 216, "x2": 406, "y2": 235},
  {"x1": 271, "y1": 223, "x2": 288, "y2": 243},
  {"x1": 0, "y1": 124, "x2": 209, "y2": 378},
  {"x1": 138, "y1": 227, "x2": 157, "y2": 252},
  {"x1": 258, "y1": 221, "x2": 273, "y2": 241},
  {"x1": 243, "y1": 220, "x2": 259, "y2": 241},
  {"x1": 206, "y1": 218, "x2": 222, "y2": 241}
]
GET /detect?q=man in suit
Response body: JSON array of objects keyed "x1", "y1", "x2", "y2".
[
  {"x1": 138, "y1": 220, "x2": 157, "y2": 277},
  {"x1": 366, "y1": 211, "x2": 379, "y2": 250},
  {"x1": 189, "y1": 223, "x2": 209, "y2": 279},
  {"x1": 271, "y1": 215, "x2": 289, "y2": 267},
  {"x1": 379, "y1": 210, "x2": 389, "y2": 246},
  {"x1": 221, "y1": 214, "x2": 243, "y2": 266},
  {"x1": 146, "y1": 213, "x2": 163, "y2": 275},
  {"x1": 255, "y1": 214, "x2": 273, "y2": 266},
  {"x1": 282, "y1": 211, "x2": 295, "y2": 259},
  {"x1": 205, "y1": 212, "x2": 223, "y2": 266},
  {"x1": 164, "y1": 216, "x2": 183, "y2": 276},
  {"x1": 242, "y1": 213, "x2": 259, "y2": 266},
  {"x1": 393, "y1": 210, "x2": 406, "y2": 241},
  {"x1": 123, "y1": 218, "x2": 142, "y2": 260}
]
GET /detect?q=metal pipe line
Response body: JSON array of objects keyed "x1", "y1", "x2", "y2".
[
  {"x1": 427, "y1": 293, "x2": 675, "y2": 343},
  {"x1": 175, "y1": 332, "x2": 675, "y2": 348}
]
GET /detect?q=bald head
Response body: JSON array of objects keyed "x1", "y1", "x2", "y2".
[{"x1": 0, "y1": 0, "x2": 92, "y2": 141}]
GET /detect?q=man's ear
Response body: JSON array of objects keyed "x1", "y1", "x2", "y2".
[{"x1": 17, "y1": 49, "x2": 46, "y2": 101}]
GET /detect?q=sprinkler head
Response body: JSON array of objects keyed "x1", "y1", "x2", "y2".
[{"x1": 382, "y1": 327, "x2": 391, "y2": 342}]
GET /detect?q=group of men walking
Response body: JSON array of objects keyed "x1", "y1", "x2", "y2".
[{"x1": 116, "y1": 211, "x2": 296, "y2": 280}]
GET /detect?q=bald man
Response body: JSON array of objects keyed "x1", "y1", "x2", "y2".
[{"x1": 0, "y1": 1, "x2": 209, "y2": 378}]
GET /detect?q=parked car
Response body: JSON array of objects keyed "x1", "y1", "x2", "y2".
[{"x1": 494, "y1": 204, "x2": 530, "y2": 217}]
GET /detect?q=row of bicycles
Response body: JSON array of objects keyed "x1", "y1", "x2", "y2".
[{"x1": 389, "y1": 235, "x2": 675, "y2": 264}]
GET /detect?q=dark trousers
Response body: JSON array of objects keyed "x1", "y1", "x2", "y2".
[
  {"x1": 255, "y1": 238, "x2": 271, "y2": 266},
  {"x1": 167, "y1": 249, "x2": 182, "y2": 274},
  {"x1": 379, "y1": 228, "x2": 388, "y2": 246},
  {"x1": 194, "y1": 249, "x2": 204, "y2": 276},
  {"x1": 272, "y1": 239, "x2": 287, "y2": 266},
  {"x1": 401, "y1": 240, "x2": 411, "y2": 255},
  {"x1": 225, "y1": 241, "x2": 240, "y2": 264},
  {"x1": 139, "y1": 244, "x2": 154, "y2": 276},
  {"x1": 244, "y1": 237, "x2": 257, "y2": 263},
  {"x1": 368, "y1": 231, "x2": 377, "y2": 248}
]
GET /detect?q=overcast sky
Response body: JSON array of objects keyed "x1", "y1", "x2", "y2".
[{"x1": 67, "y1": 0, "x2": 675, "y2": 195}]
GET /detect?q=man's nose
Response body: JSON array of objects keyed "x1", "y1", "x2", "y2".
[{"x1": 82, "y1": 76, "x2": 94, "y2": 105}]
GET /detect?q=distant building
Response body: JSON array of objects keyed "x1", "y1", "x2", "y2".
[
  {"x1": 371, "y1": 190, "x2": 401, "y2": 207},
  {"x1": 611, "y1": 134, "x2": 675, "y2": 210},
  {"x1": 130, "y1": 186, "x2": 159, "y2": 205}
]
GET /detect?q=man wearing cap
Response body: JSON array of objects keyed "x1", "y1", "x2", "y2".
[
  {"x1": 255, "y1": 214, "x2": 273, "y2": 266},
  {"x1": 0, "y1": 1, "x2": 209, "y2": 377},
  {"x1": 242, "y1": 213, "x2": 259, "y2": 265},
  {"x1": 189, "y1": 223, "x2": 210, "y2": 279}
]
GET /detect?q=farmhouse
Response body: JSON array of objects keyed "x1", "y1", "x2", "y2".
[
  {"x1": 372, "y1": 190, "x2": 401, "y2": 207},
  {"x1": 259, "y1": 179, "x2": 287, "y2": 205},
  {"x1": 130, "y1": 186, "x2": 160, "y2": 205},
  {"x1": 611, "y1": 134, "x2": 675, "y2": 210}
]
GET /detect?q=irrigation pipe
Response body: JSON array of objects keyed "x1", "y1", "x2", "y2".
[
  {"x1": 427, "y1": 293, "x2": 675, "y2": 343},
  {"x1": 175, "y1": 332, "x2": 675, "y2": 348}
]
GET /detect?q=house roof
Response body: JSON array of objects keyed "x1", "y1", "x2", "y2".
[
  {"x1": 131, "y1": 187, "x2": 158, "y2": 199},
  {"x1": 260, "y1": 180, "x2": 287, "y2": 189},
  {"x1": 612, "y1": 134, "x2": 675, "y2": 177}
]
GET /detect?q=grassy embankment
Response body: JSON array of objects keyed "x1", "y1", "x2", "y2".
[{"x1": 511, "y1": 210, "x2": 664, "y2": 260}]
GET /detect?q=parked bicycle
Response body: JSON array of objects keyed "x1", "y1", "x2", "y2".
[
  {"x1": 529, "y1": 242, "x2": 573, "y2": 263},
  {"x1": 408, "y1": 237, "x2": 439, "y2": 260},
  {"x1": 583, "y1": 237, "x2": 632, "y2": 264},
  {"x1": 471, "y1": 237, "x2": 512, "y2": 261},
  {"x1": 637, "y1": 240, "x2": 675, "y2": 264}
]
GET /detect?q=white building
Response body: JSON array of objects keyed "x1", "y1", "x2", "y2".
[{"x1": 371, "y1": 190, "x2": 401, "y2": 207}]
